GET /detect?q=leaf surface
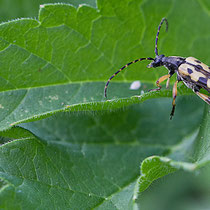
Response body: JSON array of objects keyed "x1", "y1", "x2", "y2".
[
  {"x1": 0, "y1": 0, "x2": 210, "y2": 209},
  {"x1": 0, "y1": 1, "x2": 205, "y2": 130},
  {"x1": 1, "y1": 98, "x2": 208, "y2": 209}
]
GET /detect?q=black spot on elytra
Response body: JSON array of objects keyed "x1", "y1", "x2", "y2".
[
  {"x1": 198, "y1": 77, "x2": 207, "y2": 85},
  {"x1": 195, "y1": 59, "x2": 201, "y2": 63},
  {"x1": 187, "y1": 68, "x2": 193, "y2": 74},
  {"x1": 196, "y1": 64, "x2": 203, "y2": 69}
]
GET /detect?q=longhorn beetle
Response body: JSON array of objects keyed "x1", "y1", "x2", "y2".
[{"x1": 104, "y1": 18, "x2": 210, "y2": 119}]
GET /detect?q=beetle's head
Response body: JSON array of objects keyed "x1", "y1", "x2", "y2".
[{"x1": 147, "y1": 54, "x2": 165, "y2": 68}]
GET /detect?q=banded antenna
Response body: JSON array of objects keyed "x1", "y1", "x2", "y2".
[
  {"x1": 104, "y1": 17, "x2": 168, "y2": 98},
  {"x1": 104, "y1": 57, "x2": 154, "y2": 98},
  {"x1": 155, "y1": 17, "x2": 168, "y2": 55}
]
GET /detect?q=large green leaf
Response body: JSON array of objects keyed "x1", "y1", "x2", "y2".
[
  {"x1": 0, "y1": 0, "x2": 208, "y2": 130},
  {"x1": 0, "y1": 97, "x2": 207, "y2": 209},
  {"x1": 0, "y1": 0, "x2": 210, "y2": 209}
]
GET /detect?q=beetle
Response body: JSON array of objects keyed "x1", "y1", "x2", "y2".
[{"x1": 104, "y1": 18, "x2": 210, "y2": 119}]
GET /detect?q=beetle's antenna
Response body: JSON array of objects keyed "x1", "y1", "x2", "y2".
[
  {"x1": 155, "y1": 18, "x2": 168, "y2": 56},
  {"x1": 104, "y1": 57, "x2": 154, "y2": 98}
]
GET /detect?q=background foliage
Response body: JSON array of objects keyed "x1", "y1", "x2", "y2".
[{"x1": 0, "y1": 0, "x2": 209, "y2": 209}]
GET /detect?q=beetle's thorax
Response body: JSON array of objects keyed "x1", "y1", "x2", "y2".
[
  {"x1": 148, "y1": 55, "x2": 185, "y2": 73},
  {"x1": 162, "y1": 56, "x2": 185, "y2": 72}
]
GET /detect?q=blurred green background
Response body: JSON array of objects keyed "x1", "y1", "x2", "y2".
[{"x1": 0, "y1": 0, "x2": 209, "y2": 209}]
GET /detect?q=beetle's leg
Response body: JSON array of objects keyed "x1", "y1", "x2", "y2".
[
  {"x1": 149, "y1": 74, "x2": 170, "y2": 92},
  {"x1": 170, "y1": 80, "x2": 178, "y2": 120},
  {"x1": 195, "y1": 91, "x2": 210, "y2": 104},
  {"x1": 166, "y1": 77, "x2": 170, "y2": 89}
]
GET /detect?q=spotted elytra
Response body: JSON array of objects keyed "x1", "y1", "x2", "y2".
[{"x1": 104, "y1": 18, "x2": 210, "y2": 119}]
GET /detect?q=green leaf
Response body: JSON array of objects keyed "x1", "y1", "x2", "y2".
[
  {"x1": 0, "y1": 0, "x2": 97, "y2": 22},
  {"x1": 0, "y1": 97, "x2": 206, "y2": 209},
  {"x1": 0, "y1": 1, "x2": 205, "y2": 131},
  {"x1": 0, "y1": 0, "x2": 210, "y2": 209},
  {"x1": 133, "y1": 105, "x2": 210, "y2": 202},
  {"x1": 136, "y1": 167, "x2": 210, "y2": 210}
]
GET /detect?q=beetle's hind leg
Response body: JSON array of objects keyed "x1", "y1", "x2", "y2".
[
  {"x1": 170, "y1": 80, "x2": 179, "y2": 120},
  {"x1": 149, "y1": 74, "x2": 170, "y2": 92},
  {"x1": 195, "y1": 91, "x2": 210, "y2": 104}
]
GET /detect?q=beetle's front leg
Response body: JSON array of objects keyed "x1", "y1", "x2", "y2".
[
  {"x1": 149, "y1": 74, "x2": 170, "y2": 92},
  {"x1": 166, "y1": 77, "x2": 170, "y2": 89}
]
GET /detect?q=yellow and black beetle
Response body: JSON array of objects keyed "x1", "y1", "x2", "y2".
[{"x1": 104, "y1": 18, "x2": 210, "y2": 119}]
